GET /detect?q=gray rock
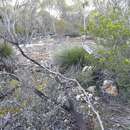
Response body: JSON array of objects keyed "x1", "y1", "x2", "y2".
[{"x1": 87, "y1": 86, "x2": 96, "y2": 93}]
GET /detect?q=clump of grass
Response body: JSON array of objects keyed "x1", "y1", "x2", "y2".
[
  {"x1": 0, "y1": 43, "x2": 13, "y2": 58},
  {"x1": 54, "y1": 46, "x2": 89, "y2": 68},
  {"x1": 54, "y1": 45, "x2": 97, "y2": 73}
]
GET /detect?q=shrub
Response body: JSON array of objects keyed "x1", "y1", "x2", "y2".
[
  {"x1": 92, "y1": 46, "x2": 130, "y2": 89},
  {"x1": 85, "y1": 7, "x2": 130, "y2": 92},
  {"x1": 54, "y1": 46, "x2": 97, "y2": 89},
  {"x1": 0, "y1": 43, "x2": 13, "y2": 58},
  {"x1": 86, "y1": 8, "x2": 130, "y2": 47},
  {"x1": 54, "y1": 46, "x2": 85, "y2": 67},
  {"x1": 54, "y1": 46, "x2": 96, "y2": 70}
]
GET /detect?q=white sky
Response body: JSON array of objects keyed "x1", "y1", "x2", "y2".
[
  {"x1": 11, "y1": 0, "x2": 75, "y2": 6},
  {"x1": 10, "y1": 0, "x2": 23, "y2": 6},
  {"x1": 65, "y1": 0, "x2": 75, "y2": 6},
  {"x1": 11, "y1": 0, "x2": 94, "y2": 18},
  {"x1": 45, "y1": 8, "x2": 61, "y2": 19},
  {"x1": 10, "y1": 0, "x2": 75, "y2": 19}
]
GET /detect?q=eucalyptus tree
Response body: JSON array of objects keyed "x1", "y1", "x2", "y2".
[
  {"x1": 92, "y1": 0, "x2": 129, "y2": 13},
  {"x1": 64, "y1": 0, "x2": 94, "y2": 33}
]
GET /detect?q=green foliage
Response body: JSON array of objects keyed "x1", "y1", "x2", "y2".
[
  {"x1": 93, "y1": 45, "x2": 130, "y2": 89},
  {"x1": 84, "y1": 7, "x2": 130, "y2": 91},
  {"x1": 36, "y1": 84, "x2": 44, "y2": 91},
  {"x1": 54, "y1": 46, "x2": 96, "y2": 69},
  {"x1": 54, "y1": 44, "x2": 130, "y2": 90},
  {"x1": 87, "y1": 9, "x2": 130, "y2": 45},
  {"x1": 0, "y1": 43, "x2": 13, "y2": 58},
  {"x1": 54, "y1": 7, "x2": 130, "y2": 92},
  {"x1": 10, "y1": 79, "x2": 20, "y2": 88},
  {"x1": 54, "y1": 46, "x2": 97, "y2": 89}
]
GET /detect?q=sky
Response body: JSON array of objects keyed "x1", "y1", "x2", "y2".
[
  {"x1": 65, "y1": 0, "x2": 75, "y2": 6},
  {"x1": 11, "y1": 0, "x2": 75, "y2": 6},
  {"x1": 10, "y1": 0, "x2": 75, "y2": 19},
  {"x1": 10, "y1": 0, "x2": 94, "y2": 18}
]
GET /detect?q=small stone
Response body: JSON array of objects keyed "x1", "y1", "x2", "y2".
[
  {"x1": 80, "y1": 93, "x2": 85, "y2": 97},
  {"x1": 88, "y1": 93, "x2": 93, "y2": 98},
  {"x1": 94, "y1": 96, "x2": 100, "y2": 101},
  {"x1": 64, "y1": 119, "x2": 69, "y2": 124},
  {"x1": 87, "y1": 86, "x2": 96, "y2": 93},
  {"x1": 76, "y1": 95, "x2": 81, "y2": 101}
]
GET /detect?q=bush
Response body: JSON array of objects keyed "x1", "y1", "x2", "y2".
[
  {"x1": 54, "y1": 46, "x2": 97, "y2": 90},
  {"x1": 0, "y1": 43, "x2": 13, "y2": 58},
  {"x1": 54, "y1": 43, "x2": 130, "y2": 92},
  {"x1": 86, "y1": 8, "x2": 130, "y2": 46},
  {"x1": 54, "y1": 46, "x2": 96, "y2": 70},
  {"x1": 91, "y1": 45, "x2": 130, "y2": 91},
  {"x1": 54, "y1": 46, "x2": 85, "y2": 67},
  {"x1": 85, "y1": 7, "x2": 130, "y2": 92}
]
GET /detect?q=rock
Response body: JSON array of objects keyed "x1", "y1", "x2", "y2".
[
  {"x1": 64, "y1": 119, "x2": 70, "y2": 124},
  {"x1": 94, "y1": 96, "x2": 100, "y2": 101},
  {"x1": 102, "y1": 80, "x2": 118, "y2": 96},
  {"x1": 87, "y1": 86, "x2": 96, "y2": 93},
  {"x1": 76, "y1": 95, "x2": 81, "y2": 101}
]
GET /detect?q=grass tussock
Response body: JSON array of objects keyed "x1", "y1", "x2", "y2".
[{"x1": 0, "y1": 43, "x2": 13, "y2": 58}]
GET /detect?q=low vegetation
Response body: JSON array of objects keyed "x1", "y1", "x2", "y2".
[
  {"x1": 86, "y1": 7, "x2": 130, "y2": 93},
  {"x1": 54, "y1": 44, "x2": 130, "y2": 98},
  {"x1": 0, "y1": 43, "x2": 13, "y2": 58},
  {"x1": 54, "y1": 46, "x2": 95, "y2": 70},
  {"x1": 1, "y1": 0, "x2": 130, "y2": 130}
]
